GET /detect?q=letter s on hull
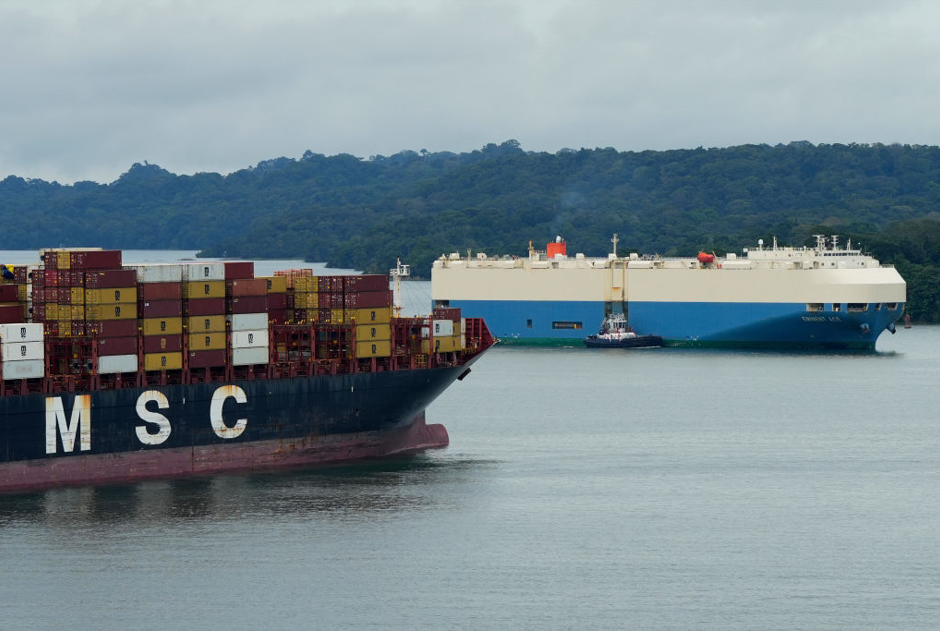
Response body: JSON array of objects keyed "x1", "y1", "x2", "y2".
[
  {"x1": 210, "y1": 385, "x2": 248, "y2": 439},
  {"x1": 136, "y1": 390, "x2": 172, "y2": 446}
]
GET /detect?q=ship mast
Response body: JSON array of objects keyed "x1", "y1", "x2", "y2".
[
  {"x1": 611, "y1": 233, "x2": 619, "y2": 258},
  {"x1": 390, "y1": 258, "x2": 410, "y2": 317}
]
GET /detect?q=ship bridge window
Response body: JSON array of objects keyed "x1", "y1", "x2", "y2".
[
  {"x1": 875, "y1": 303, "x2": 883, "y2": 311},
  {"x1": 552, "y1": 321, "x2": 583, "y2": 330},
  {"x1": 847, "y1": 303, "x2": 868, "y2": 312},
  {"x1": 832, "y1": 303, "x2": 842, "y2": 312},
  {"x1": 806, "y1": 303, "x2": 823, "y2": 312},
  {"x1": 886, "y1": 303, "x2": 899, "y2": 311}
]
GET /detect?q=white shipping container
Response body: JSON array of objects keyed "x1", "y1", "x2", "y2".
[
  {"x1": 227, "y1": 313, "x2": 268, "y2": 331},
  {"x1": 232, "y1": 346, "x2": 269, "y2": 366},
  {"x1": 231, "y1": 329, "x2": 268, "y2": 348},
  {"x1": 2, "y1": 358, "x2": 45, "y2": 380},
  {"x1": 127, "y1": 264, "x2": 183, "y2": 283},
  {"x1": 98, "y1": 354, "x2": 138, "y2": 374},
  {"x1": 433, "y1": 319, "x2": 454, "y2": 336},
  {"x1": 0, "y1": 322, "x2": 44, "y2": 343},
  {"x1": 1, "y1": 341, "x2": 43, "y2": 361},
  {"x1": 181, "y1": 262, "x2": 225, "y2": 281}
]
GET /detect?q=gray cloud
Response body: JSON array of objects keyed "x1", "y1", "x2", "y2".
[{"x1": 2, "y1": 0, "x2": 938, "y2": 184}]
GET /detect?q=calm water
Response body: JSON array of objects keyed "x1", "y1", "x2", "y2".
[{"x1": 1, "y1": 267, "x2": 939, "y2": 629}]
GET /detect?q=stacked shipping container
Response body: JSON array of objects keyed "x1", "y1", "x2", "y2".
[
  {"x1": 0, "y1": 248, "x2": 472, "y2": 390},
  {"x1": 0, "y1": 323, "x2": 44, "y2": 380},
  {"x1": 225, "y1": 262, "x2": 269, "y2": 366},
  {"x1": 182, "y1": 262, "x2": 227, "y2": 370}
]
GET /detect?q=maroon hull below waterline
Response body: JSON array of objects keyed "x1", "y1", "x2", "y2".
[{"x1": 1, "y1": 413, "x2": 448, "y2": 495}]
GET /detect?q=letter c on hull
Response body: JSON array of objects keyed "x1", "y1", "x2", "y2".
[{"x1": 210, "y1": 385, "x2": 248, "y2": 439}]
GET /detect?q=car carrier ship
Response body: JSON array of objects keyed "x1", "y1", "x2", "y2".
[
  {"x1": 431, "y1": 235, "x2": 905, "y2": 349},
  {"x1": 0, "y1": 249, "x2": 494, "y2": 494}
]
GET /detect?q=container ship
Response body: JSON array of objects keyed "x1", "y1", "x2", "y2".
[
  {"x1": 431, "y1": 235, "x2": 905, "y2": 349},
  {"x1": 0, "y1": 249, "x2": 494, "y2": 494}
]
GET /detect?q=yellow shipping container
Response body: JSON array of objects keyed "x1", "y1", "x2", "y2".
[
  {"x1": 143, "y1": 352, "x2": 183, "y2": 371},
  {"x1": 355, "y1": 324, "x2": 391, "y2": 341},
  {"x1": 182, "y1": 280, "x2": 225, "y2": 299},
  {"x1": 46, "y1": 303, "x2": 59, "y2": 320},
  {"x1": 421, "y1": 335, "x2": 463, "y2": 353},
  {"x1": 84, "y1": 287, "x2": 136, "y2": 305},
  {"x1": 295, "y1": 292, "x2": 319, "y2": 309},
  {"x1": 293, "y1": 277, "x2": 316, "y2": 292},
  {"x1": 71, "y1": 304, "x2": 85, "y2": 320},
  {"x1": 17, "y1": 285, "x2": 28, "y2": 301},
  {"x1": 70, "y1": 287, "x2": 85, "y2": 304},
  {"x1": 57, "y1": 253, "x2": 70, "y2": 269},
  {"x1": 86, "y1": 304, "x2": 137, "y2": 320},
  {"x1": 330, "y1": 309, "x2": 346, "y2": 324},
  {"x1": 355, "y1": 340, "x2": 391, "y2": 358},
  {"x1": 261, "y1": 276, "x2": 287, "y2": 293},
  {"x1": 58, "y1": 320, "x2": 72, "y2": 337},
  {"x1": 352, "y1": 307, "x2": 391, "y2": 324},
  {"x1": 142, "y1": 317, "x2": 183, "y2": 336},
  {"x1": 185, "y1": 315, "x2": 226, "y2": 333},
  {"x1": 188, "y1": 332, "x2": 226, "y2": 351}
]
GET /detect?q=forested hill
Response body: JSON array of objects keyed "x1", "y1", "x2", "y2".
[{"x1": 3, "y1": 140, "x2": 940, "y2": 319}]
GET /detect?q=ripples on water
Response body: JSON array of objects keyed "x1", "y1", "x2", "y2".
[{"x1": 2, "y1": 268, "x2": 940, "y2": 629}]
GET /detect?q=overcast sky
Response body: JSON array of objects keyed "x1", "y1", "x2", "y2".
[{"x1": 1, "y1": 0, "x2": 938, "y2": 184}]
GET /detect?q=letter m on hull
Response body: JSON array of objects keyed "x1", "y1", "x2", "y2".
[{"x1": 46, "y1": 395, "x2": 92, "y2": 454}]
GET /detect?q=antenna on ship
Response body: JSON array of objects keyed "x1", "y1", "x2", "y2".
[
  {"x1": 390, "y1": 258, "x2": 410, "y2": 317},
  {"x1": 611, "y1": 233, "x2": 619, "y2": 257}
]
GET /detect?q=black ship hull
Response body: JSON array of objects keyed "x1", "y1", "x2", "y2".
[{"x1": 0, "y1": 362, "x2": 477, "y2": 494}]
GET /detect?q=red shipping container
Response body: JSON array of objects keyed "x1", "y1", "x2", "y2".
[
  {"x1": 57, "y1": 270, "x2": 71, "y2": 287},
  {"x1": 138, "y1": 282, "x2": 182, "y2": 300},
  {"x1": 228, "y1": 296, "x2": 267, "y2": 314},
  {"x1": 69, "y1": 250, "x2": 122, "y2": 270},
  {"x1": 86, "y1": 319, "x2": 138, "y2": 338},
  {"x1": 97, "y1": 336, "x2": 139, "y2": 356},
  {"x1": 317, "y1": 276, "x2": 343, "y2": 292},
  {"x1": 268, "y1": 293, "x2": 287, "y2": 310},
  {"x1": 84, "y1": 269, "x2": 137, "y2": 288},
  {"x1": 267, "y1": 308, "x2": 287, "y2": 324},
  {"x1": 138, "y1": 300, "x2": 183, "y2": 318},
  {"x1": 45, "y1": 320, "x2": 59, "y2": 335},
  {"x1": 57, "y1": 288, "x2": 72, "y2": 304},
  {"x1": 318, "y1": 308, "x2": 332, "y2": 321},
  {"x1": 31, "y1": 304, "x2": 46, "y2": 320},
  {"x1": 0, "y1": 304, "x2": 26, "y2": 323},
  {"x1": 319, "y1": 292, "x2": 344, "y2": 308},
  {"x1": 0, "y1": 304, "x2": 25, "y2": 323},
  {"x1": 285, "y1": 293, "x2": 295, "y2": 309},
  {"x1": 223, "y1": 261, "x2": 254, "y2": 280},
  {"x1": 15, "y1": 267, "x2": 28, "y2": 284},
  {"x1": 143, "y1": 335, "x2": 183, "y2": 353},
  {"x1": 344, "y1": 290, "x2": 392, "y2": 309},
  {"x1": 343, "y1": 275, "x2": 389, "y2": 292},
  {"x1": 70, "y1": 271, "x2": 84, "y2": 286},
  {"x1": 43, "y1": 251, "x2": 58, "y2": 267},
  {"x1": 184, "y1": 297, "x2": 225, "y2": 316},
  {"x1": 43, "y1": 269, "x2": 59, "y2": 287},
  {"x1": 188, "y1": 349, "x2": 227, "y2": 368},
  {"x1": 0, "y1": 285, "x2": 18, "y2": 301},
  {"x1": 227, "y1": 278, "x2": 267, "y2": 297},
  {"x1": 70, "y1": 321, "x2": 85, "y2": 336},
  {"x1": 433, "y1": 307, "x2": 462, "y2": 320}
]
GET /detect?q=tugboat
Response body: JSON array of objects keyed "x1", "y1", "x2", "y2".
[{"x1": 583, "y1": 313, "x2": 663, "y2": 349}]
